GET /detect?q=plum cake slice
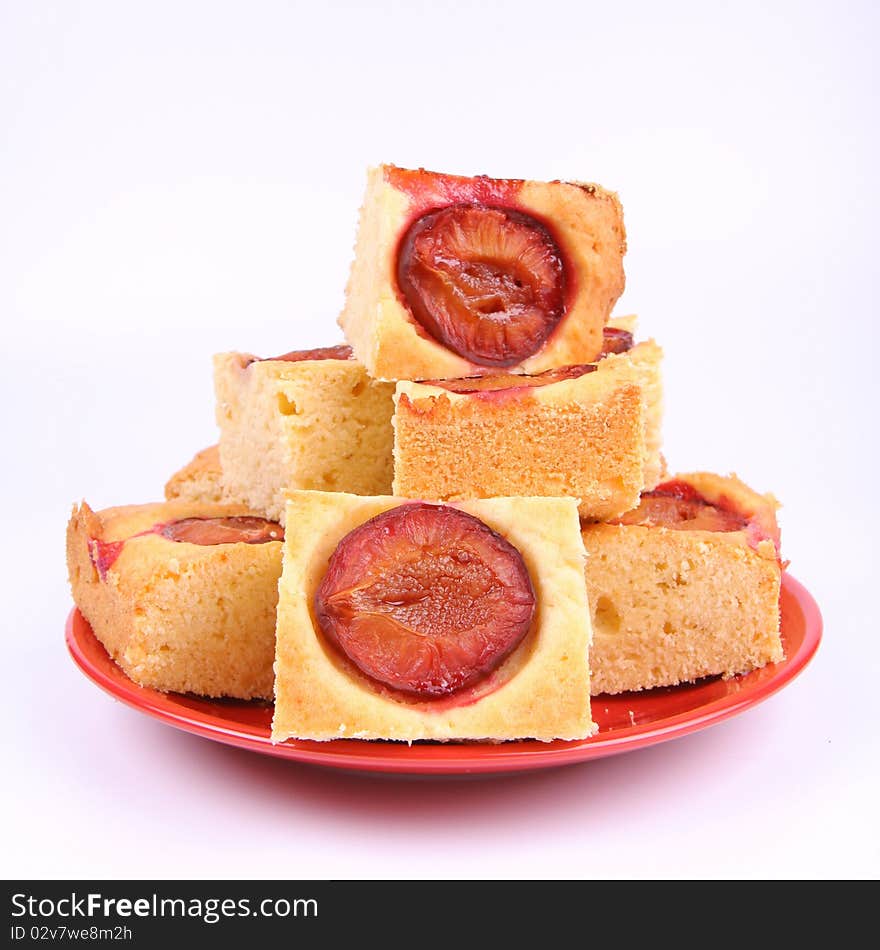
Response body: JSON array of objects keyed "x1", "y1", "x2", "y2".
[
  {"x1": 339, "y1": 165, "x2": 626, "y2": 381},
  {"x1": 67, "y1": 500, "x2": 283, "y2": 699},
  {"x1": 582, "y1": 473, "x2": 784, "y2": 695},
  {"x1": 272, "y1": 493, "x2": 594, "y2": 742},
  {"x1": 214, "y1": 344, "x2": 395, "y2": 522}
]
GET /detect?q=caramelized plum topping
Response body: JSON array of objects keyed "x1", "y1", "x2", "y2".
[
  {"x1": 159, "y1": 517, "x2": 284, "y2": 545},
  {"x1": 315, "y1": 503, "x2": 536, "y2": 697},
  {"x1": 397, "y1": 205, "x2": 566, "y2": 367},
  {"x1": 611, "y1": 483, "x2": 747, "y2": 533},
  {"x1": 428, "y1": 363, "x2": 596, "y2": 394},
  {"x1": 600, "y1": 326, "x2": 634, "y2": 357},
  {"x1": 88, "y1": 515, "x2": 283, "y2": 581},
  {"x1": 263, "y1": 344, "x2": 353, "y2": 363}
]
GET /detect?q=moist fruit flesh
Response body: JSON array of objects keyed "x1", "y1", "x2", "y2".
[
  {"x1": 396, "y1": 204, "x2": 566, "y2": 367},
  {"x1": 159, "y1": 516, "x2": 283, "y2": 545},
  {"x1": 423, "y1": 326, "x2": 633, "y2": 394},
  {"x1": 88, "y1": 539, "x2": 125, "y2": 580},
  {"x1": 611, "y1": 482, "x2": 748, "y2": 533},
  {"x1": 428, "y1": 363, "x2": 597, "y2": 394},
  {"x1": 385, "y1": 166, "x2": 525, "y2": 211},
  {"x1": 260, "y1": 344, "x2": 353, "y2": 363},
  {"x1": 600, "y1": 326, "x2": 633, "y2": 356},
  {"x1": 314, "y1": 503, "x2": 536, "y2": 697},
  {"x1": 88, "y1": 516, "x2": 284, "y2": 577}
]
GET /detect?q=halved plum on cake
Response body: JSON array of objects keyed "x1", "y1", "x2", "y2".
[{"x1": 314, "y1": 503, "x2": 536, "y2": 697}]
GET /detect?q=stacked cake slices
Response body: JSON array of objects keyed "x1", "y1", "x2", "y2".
[{"x1": 67, "y1": 163, "x2": 785, "y2": 743}]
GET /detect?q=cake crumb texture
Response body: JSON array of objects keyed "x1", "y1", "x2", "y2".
[
  {"x1": 164, "y1": 445, "x2": 225, "y2": 504},
  {"x1": 393, "y1": 372, "x2": 647, "y2": 521},
  {"x1": 214, "y1": 353, "x2": 396, "y2": 522}
]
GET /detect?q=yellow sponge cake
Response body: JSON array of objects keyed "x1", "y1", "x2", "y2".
[{"x1": 214, "y1": 344, "x2": 396, "y2": 522}]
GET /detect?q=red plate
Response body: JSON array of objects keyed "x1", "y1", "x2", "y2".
[{"x1": 65, "y1": 573, "x2": 820, "y2": 776}]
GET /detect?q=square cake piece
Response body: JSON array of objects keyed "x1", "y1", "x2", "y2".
[
  {"x1": 339, "y1": 164, "x2": 627, "y2": 381},
  {"x1": 272, "y1": 492, "x2": 595, "y2": 742},
  {"x1": 582, "y1": 473, "x2": 784, "y2": 695},
  {"x1": 392, "y1": 323, "x2": 663, "y2": 521},
  {"x1": 67, "y1": 500, "x2": 284, "y2": 699},
  {"x1": 214, "y1": 344, "x2": 396, "y2": 522}
]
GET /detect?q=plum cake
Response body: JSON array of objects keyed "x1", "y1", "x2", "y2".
[
  {"x1": 272, "y1": 492, "x2": 595, "y2": 742},
  {"x1": 582, "y1": 473, "x2": 784, "y2": 695},
  {"x1": 67, "y1": 500, "x2": 283, "y2": 699},
  {"x1": 339, "y1": 165, "x2": 626, "y2": 381}
]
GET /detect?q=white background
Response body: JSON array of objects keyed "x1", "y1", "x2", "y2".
[{"x1": 2, "y1": 0, "x2": 877, "y2": 879}]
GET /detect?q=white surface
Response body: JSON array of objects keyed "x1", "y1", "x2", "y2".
[{"x1": 2, "y1": 0, "x2": 877, "y2": 880}]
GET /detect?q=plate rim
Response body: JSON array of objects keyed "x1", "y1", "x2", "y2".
[{"x1": 65, "y1": 573, "x2": 822, "y2": 775}]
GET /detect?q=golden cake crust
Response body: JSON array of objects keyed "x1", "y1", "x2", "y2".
[
  {"x1": 272, "y1": 493, "x2": 595, "y2": 742},
  {"x1": 339, "y1": 165, "x2": 627, "y2": 381},
  {"x1": 67, "y1": 499, "x2": 282, "y2": 699},
  {"x1": 582, "y1": 472, "x2": 783, "y2": 695},
  {"x1": 214, "y1": 352, "x2": 396, "y2": 522}
]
